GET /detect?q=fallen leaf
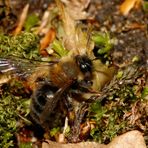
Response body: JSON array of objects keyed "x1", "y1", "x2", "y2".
[
  {"x1": 42, "y1": 141, "x2": 106, "y2": 148},
  {"x1": 119, "y1": 0, "x2": 142, "y2": 16},
  {"x1": 42, "y1": 130, "x2": 146, "y2": 148},
  {"x1": 13, "y1": 4, "x2": 29, "y2": 35},
  {"x1": 125, "y1": 22, "x2": 146, "y2": 31},
  {"x1": 40, "y1": 28, "x2": 56, "y2": 56},
  {"x1": 108, "y1": 130, "x2": 146, "y2": 148},
  {"x1": 129, "y1": 101, "x2": 141, "y2": 125},
  {"x1": 55, "y1": 0, "x2": 94, "y2": 57},
  {"x1": 36, "y1": 10, "x2": 50, "y2": 35},
  {"x1": 61, "y1": 0, "x2": 90, "y2": 20},
  {"x1": 56, "y1": 0, "x2": 76, "y2": 51}
]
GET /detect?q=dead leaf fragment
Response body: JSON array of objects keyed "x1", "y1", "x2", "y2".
[
  {"x1": 108, "y1": 130, "x2": 146, "y2": 148},
  {"x1": 56, "y1": 0, "x2": 76, "y2": 51},
  {"x1": 55, "y1": 0, "x2": 94, "y2": 57},
  {"x1": 13, "y1": 4, "x2": 29, "y2": 35},
  {"x1": 42, "y1": 141, "x2": 106, "y2": 148},
  {"x1": 120, "y1": 0, "x2": 142, "y2": 16},
  {"x1": 36, "y1": 11, "x2": 50, "y2": 35},
  {"x1": 61, "y1": 0, "x2": 90, "y2": 20},
  {"x1": 40, "y1": 28, "x2": 56, "y2": 56},
  {"x1": 42, "y1": 130, "x2": 146, "y2": 148},
  {"x1": 129, "y1": 101, "x2": 141, "y2": 125},
  {"x1": 126, "y1": 22, "x2": 146, "y2": 30}
]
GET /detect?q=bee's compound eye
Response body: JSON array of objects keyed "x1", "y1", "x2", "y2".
[{"x1": 76, "y1": 55, "x2": 92, "y2": 73}]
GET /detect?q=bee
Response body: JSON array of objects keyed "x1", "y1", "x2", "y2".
[
  {"x1": 0, "y1": 0, "x2": 116, "y2": 130},
  {"x1": 0, "y1": 53, "x2": 98, "y2": 128}
]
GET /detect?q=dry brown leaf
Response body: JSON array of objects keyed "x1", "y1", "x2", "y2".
[
  {"x1": 42, "y1": 130, "x2": 146, "y2": 148},
  {"x1": 56, "y1": 0, "x2": 76, "y2": 52},
  {"x1": 129, "y1": 101, "x2": 141, "y2": 125},
  {"x1": 125, "y1": 22, "x2": 146, "y2": 30},
  {"x1": 42, "y1": 141, "x2": 106, "y2": 148},
  {"x1": 61, "y1": 0, "x2": 90, "y2": 20},
  {"x1": 55, "y1": 0, "x2": 94, "y2": 57},
  {"x1": 119, "y1": 0, "x2": 142, "y2": 16},
  {"x1": 108, "y1": 130, "x2": 146, "y2": 148},
  {"x1": 13, "y1": 4, "x2": 29, "y2": 35},
  {"x1": 40, "y1": 28, "x2": 56, "y2": 56},
  {"x1": 36, "y1": 10, "x2": 50, "y2": 35}
]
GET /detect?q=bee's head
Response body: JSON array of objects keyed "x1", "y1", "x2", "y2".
[
  {"x1": 75, "y1": 55, "x2": 93, "y2": 88},
  {"x1": 75, "y1": 55, "x2": 92, "y2": 75}
]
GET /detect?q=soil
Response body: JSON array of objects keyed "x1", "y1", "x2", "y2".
[{"x1": 89, "y1": 0, "x2": 147, "y2": 67}]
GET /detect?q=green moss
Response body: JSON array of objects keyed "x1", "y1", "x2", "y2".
[
  {"x1": 0, "y1": 32, "x2": 40, "y2": 59},
  {"x1": 88, "y1": 65, "x2": 147, "y2": 144},
  {"x1": 0, "y1": 81, "x2": 30, "y2": 147}
]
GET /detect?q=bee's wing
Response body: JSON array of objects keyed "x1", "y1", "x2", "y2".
[{"x1": 0, "y1": 56, "x2": 56, "y2": 80}]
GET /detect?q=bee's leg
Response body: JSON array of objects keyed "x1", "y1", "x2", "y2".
[
  {"x1": 63, "y1": 95, "x2": 75, "y2": 125},
  {"x1": 25, "y1": 116, "x2": 45, "y2": 139},
  {"x1": 67, "y1": 102, "x2": 89, "y2": 143}
]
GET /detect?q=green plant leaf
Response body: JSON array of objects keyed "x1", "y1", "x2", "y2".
[
  {"x1": 92, "y1": 32, "x2": 113, "y2": 54},
  {"x1": 24, "y1": 13, "x2": 39, "y2": 32},
  {"x1": 52, "y1": 39, "x2": 69, "y2": 57}
]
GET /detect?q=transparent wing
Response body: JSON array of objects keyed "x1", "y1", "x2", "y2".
[{"x1": 0, "y1": 56, "x2": 56, "y2": 80}]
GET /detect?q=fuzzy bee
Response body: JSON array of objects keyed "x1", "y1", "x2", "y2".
[
  {"x1": 0, "y1": 53, "x2": 95, "y2": 124},
  {"x1": 0, "y1": 0, "x2": 115, "y2": 129},
  {"x1": 0, "y1": 51, "x2": 115, "y2": 130}
]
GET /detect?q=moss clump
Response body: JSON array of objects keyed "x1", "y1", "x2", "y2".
[
  {"x1": 0, "y1": 80, "x2": 31, "y2": 147},
  {"x1": 88, "y1": 65, "x2": 147, "y2": 143},
  {"x1": 0, "y1": 32, "x2": 40, "y2": 60}
]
